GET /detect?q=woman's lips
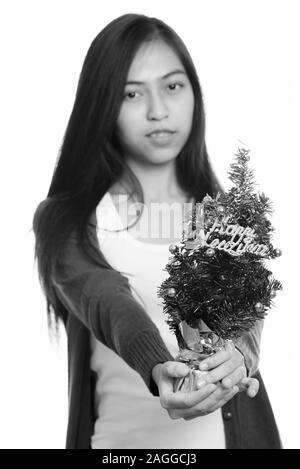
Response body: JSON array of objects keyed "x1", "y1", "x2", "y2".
[
  {"x1": 147, "y1": 129, "x2": 175, "y2": 136},
  {"x1": 146, "y1": 130, "x2": 176, "y2": 144}
]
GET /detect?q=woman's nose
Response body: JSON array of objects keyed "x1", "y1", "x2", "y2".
[{"x1": 147, "y1": 91, "x2": 169, "y2": 121}]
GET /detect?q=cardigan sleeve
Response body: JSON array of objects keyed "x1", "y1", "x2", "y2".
[
  {"x1": 234, "y1": 319, "x2": 264, "y2": 377},
  {"x1": 52, "y1": 232, "x2": 174, "y2": 395}
]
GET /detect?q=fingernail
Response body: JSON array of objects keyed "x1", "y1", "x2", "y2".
[
  {"x1": 223, "y1": 378, "x2": 232, "y2": 388},
  {"x1": 248, "y1": 389, "x2": 256, "y2": 398},
  {"x1": 199, "y1": 362, "x2": 208, "y2": 371}
]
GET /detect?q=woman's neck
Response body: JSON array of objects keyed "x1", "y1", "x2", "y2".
[{"x1": 124, "y1": 158, "x2": 189, "y2": 205}]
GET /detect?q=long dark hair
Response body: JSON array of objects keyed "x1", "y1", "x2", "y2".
[{"x1": 32, "y1": 13, "x2": 222, "y2": 328}]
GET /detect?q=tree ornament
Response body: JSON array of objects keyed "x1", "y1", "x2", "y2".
[
  {"x1": 255, "y1": 302, "x2": 264, "y2": 313},
  {"x1": 206, "y1": 217, "x2": 214, "y2": 226},
  {"x1": 169, "y1": 244, "x2": 177, "y2": 254},
  {"x1": 218, "y1": 205, "x2": 225, "y2": 214},
  {"x1": 270, "y1": 290, "x2": 277, "y2": 299},
  {"x1": 167, "y1": 287, "x2": 176, "y2": 297},
  {"x1": 274, "y1": 248, "x2": 282, "y2": 257},
  {"x1": 206, "y1": 248, "x2": 215, "y2": 257}
]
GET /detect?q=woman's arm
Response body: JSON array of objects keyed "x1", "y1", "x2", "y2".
[{"x1": 52, "y1": 232, "x2": 174, "y2": 395}]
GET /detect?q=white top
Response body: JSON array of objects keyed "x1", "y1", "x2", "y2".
[{"x1": 90, "y1": 192, "x2": 225, "y2": 449}]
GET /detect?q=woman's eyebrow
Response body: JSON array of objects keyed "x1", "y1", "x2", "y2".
[{"x1": 125, "y1": 69, "x2": 186, "y2": 86}]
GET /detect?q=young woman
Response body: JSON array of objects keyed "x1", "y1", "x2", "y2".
[{"x1": 33, "y1": 13, "x2": 281, "y2": 449}]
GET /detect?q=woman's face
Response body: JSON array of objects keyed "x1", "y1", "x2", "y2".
[{"x1": 116, "y1": 39, "x2": 195, "y2": 167}]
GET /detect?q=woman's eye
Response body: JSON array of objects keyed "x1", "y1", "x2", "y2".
[
  {"x1": 167, "y1": 82, "x2": 184, "y2": 92},
  {"x1": 124, "y1": 91, "x2": 141, "y2": 101}
]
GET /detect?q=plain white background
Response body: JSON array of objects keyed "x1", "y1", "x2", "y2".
[{"x1": 0, "y1": 0, "x2": 299, "y2": 448}]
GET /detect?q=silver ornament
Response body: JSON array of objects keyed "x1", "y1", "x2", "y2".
[
  {"x1": 167, "y1": 287, "x2": 176, "y2": 297},
  {"x1": 206, "y1": 248, "x2": 215, "y2": 257},
  {"x1": 270, "y1": 290, "x2": 277, "y2": 299},
  {"x1": 274, "y1": 248, "x2": 282, "y2": 257},
  {"x1": 255, "y1": 302, "x2": 264, "y2": 313}
]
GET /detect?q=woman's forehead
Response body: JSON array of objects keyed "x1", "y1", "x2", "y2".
[{"x1": 126, "y1": 40, "x2": 185, "y2": 83}]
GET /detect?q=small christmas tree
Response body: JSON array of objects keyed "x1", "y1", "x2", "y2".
[{"x1": 157, "y1": 148, "x2": 282, "y2": 391}]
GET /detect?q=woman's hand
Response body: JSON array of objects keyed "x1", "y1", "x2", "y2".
[
  {"x1": 152, "y1": 340, "x2": 260, "y2": 421},
  {"x1": 152, "y1": 361, "x2": 240, "y2": 420},
  {"x1": 197, "y1": 340, "x2": 259, "y2": 398}
]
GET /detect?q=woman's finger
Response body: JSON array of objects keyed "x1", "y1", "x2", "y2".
[
  {"x1": 170, "y1": 384, "x2": 239, "y2": 420},
  {"x1": 198, "y1": 359, "x2": 237, "y2": 386},
  {"x1": 159, "y1": 361, "x2": 190, "y2": 393},
  {"x1": 199, "y1": 341, "x2": 243, "y2": 371},
  {"x1": 221, "y1": 365, "x2": 247, "y2": 388},
  {"x1": 189, "y1": 383, "x2": 237, "y2": 416},
  {"x1": 241, "y1": 377, "x2": 260, "y2": 398},
  {"x1": 206, "y1": 385, "x2": 240, "y2": 414},
  {"x1": 199, "y1": 383, "x2": 239, "y2": 412},
  {"x1": 199, "y1": 346, "x2": 232, "y2": 371},
  {"x1": 160, "y1": 382, "x2": 217, "y2": 410}
]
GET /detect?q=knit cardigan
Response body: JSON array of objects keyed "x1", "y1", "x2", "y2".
[{"x1": 51, "y1": 214, "x2": 282, "y2": 449}]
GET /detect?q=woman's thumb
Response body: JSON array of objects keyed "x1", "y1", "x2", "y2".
[{"x1": 168, "y1": 361, "x2": 190, "y2": 378}]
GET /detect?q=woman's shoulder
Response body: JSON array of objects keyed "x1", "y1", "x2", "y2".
[
  {"x1": 34, "y1": 197, "x2": 51, "y2": 216},
  {"x1": 32, "y1": 198, "x2": 54, "y2": 230}
]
